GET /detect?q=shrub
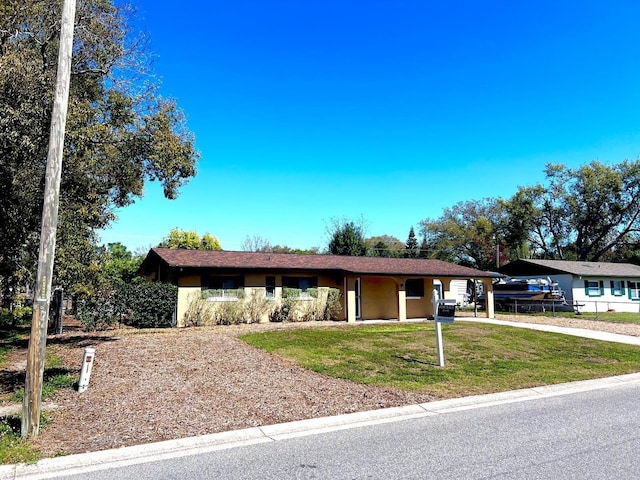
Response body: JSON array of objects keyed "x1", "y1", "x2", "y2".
[
  {"x1": 0, "y1": 306, "x2": 33, "y2": 328},
  {"x1": 76, "y1": 281, "x2": 177, "y2": 331},
  {"x1": 211, "y1": 300, "x2": 244, "y2": 325},
  {"x1": 117, "y1": 282, "x2": 177, "y2": 328},
  {"x1": 242, "y1": 290, "x2": 272, "y2": 324},
  {"x1": 200, "y1": 289, "x2": 245, "y2": 300},
  {"x1": 184, "y1": 286, "x2": 342, "y2": 326},
  {"x1": 269, "y1": 297, "x2": 295, "y2": 323},
  {"x1": 324, "y1": 288, "x2": 343, "y2": 320},
  {"x1": 282, "y1": 287, "x2": 301, "y2": 299},
  {"x1": 75, "y1": 296, "x2": 119, "y2": 331},
  {"x1": 183, "y1": 293, "x2": 217, "y2": 327},
  {"x1": 270, "y1": 287, "x2": 342, "y2": 323}
]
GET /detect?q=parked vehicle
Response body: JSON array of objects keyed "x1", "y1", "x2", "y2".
[{"x1": 479, "y1": 277, "x2": 566, "y2": 312}]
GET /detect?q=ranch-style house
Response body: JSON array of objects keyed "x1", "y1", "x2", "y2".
[{"x1": 138, "y1": 248, "x2": 500, "y2": 326}]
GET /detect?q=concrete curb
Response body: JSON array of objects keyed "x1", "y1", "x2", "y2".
[{"x1": 2, "y1": 372, "x2": 640, "y2": 480}]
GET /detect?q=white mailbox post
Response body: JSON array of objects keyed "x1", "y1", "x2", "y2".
[
  {"x1": 78, "y1": 347, "x2": 95, "y2": 393},
  {"x1": 432, "y1": 297, "x2": 456, "y2": 367}
]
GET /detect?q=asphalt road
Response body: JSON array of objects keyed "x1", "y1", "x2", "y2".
[{"x1": 51, "y1": 381, "x2": 640, "y2": 480}]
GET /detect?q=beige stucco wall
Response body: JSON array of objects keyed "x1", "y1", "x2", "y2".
[
  {"x1": 360, "y1": 277, "x2": 397, "y2": 319},
  {"x1": 175, "y1": 272, "x2": 346, "y2": 326},
  {"x1": 173, "y1": 271, "x2": 495, "y2": 326},
  {"x1": 176, "y1": 274, "x2": 203, "y2": 327}
]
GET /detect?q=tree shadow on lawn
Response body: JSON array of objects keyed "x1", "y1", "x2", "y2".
[
  {"x1": 0, "y1": 367, "x2": 76, "y2": 397},
  {"x1": 46, "y1": 334, "x2": 120, "y2": 348},
  {"x1": 0, "y1": 331, "x2": 119, "y2": 397}
]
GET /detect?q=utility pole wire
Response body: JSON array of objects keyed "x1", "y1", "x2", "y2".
[{"x1": 22, "y1": 0, "x2": 77, "y2": 438}]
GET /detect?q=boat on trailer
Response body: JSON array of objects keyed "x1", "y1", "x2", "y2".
[{"x1": 480, "y1": 277, "x2": 566, "y2": 311}]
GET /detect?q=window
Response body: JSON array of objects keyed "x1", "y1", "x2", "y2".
[
  {"x1": 610, "y1": 280, "x2": 625, "y2": 296},
  {"x1": 202, "y1": 275, "x2": 244, "y2": 300},
  {"x1": 282, "y1": 276, "x2": 318, "y2": 299},
  {"x1": 584, "y1": 280, "x2": 603, "y2": 297},
  {"x1": 266, "y1": 276, "x2": 276, "y2": 298},
  {"x1": 628, "y1": 281, "x2": 640, "y2": 300},
  {"x1": 282, "y1": 276, "x2": 318, "y2": 291},
  {"x1": 406, "y1": 279, "x2": 424, "y2": 298}
]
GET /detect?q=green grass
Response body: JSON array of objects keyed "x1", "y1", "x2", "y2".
[
  {"x1": 8, "y1": 350, "x2": 77, "y2": 404},
  {"x1": 0, "y1": 416, "x2": 39, "y2": 465},
  {"x1": 0, "y1": 332, "x2": 76, "y2": 465},
  {"x1": 240, "y1": 323, "x2": 640, "y2": 397},
  {"x1": 0, "y1": 413, "x2": 52, "y2": 465}
]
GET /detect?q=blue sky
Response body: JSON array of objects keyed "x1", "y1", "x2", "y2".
[{"x1": 98, "y1": 0, "x2": 640, "y2": 253}]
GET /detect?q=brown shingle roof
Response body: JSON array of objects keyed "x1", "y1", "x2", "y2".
[{"x1": 139, "y1": 248, "x2": 499, "y2": 279}]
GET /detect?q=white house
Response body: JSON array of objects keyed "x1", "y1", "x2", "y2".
[{"x1": 498, "y1": 259, "x2": 640, "y2": 313}]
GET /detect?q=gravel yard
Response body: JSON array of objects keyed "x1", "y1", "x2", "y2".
[{"x1": 3, "y1": 316, "x2": 639, "y2": 458}]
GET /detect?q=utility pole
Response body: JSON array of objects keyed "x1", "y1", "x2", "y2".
[{"x1": 22, "y1": 0, "x2": 77, "y2": 438}]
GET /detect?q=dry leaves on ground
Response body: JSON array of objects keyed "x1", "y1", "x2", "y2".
[{"x1": 28, "y1": 322, "x2": 437, "y2": 457}]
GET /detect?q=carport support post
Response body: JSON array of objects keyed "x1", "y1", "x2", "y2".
[
  {"x1": 483, "y1": 279, "x2": 495, "y2": 318},
  {"x1": 397, "y1": 281, "x2": 406, "y2": 322}
]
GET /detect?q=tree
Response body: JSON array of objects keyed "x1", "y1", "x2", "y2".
[
  {"x1": 241, "y1": 234, "x2": 272, "y2": 252},
  {"x1": 404, "y1": 227, "x2": 420, "y2": 258},
  {"x1": 0, "y1": 0, "x2": 198, "y2": 300},
  {"x1": 419, "y1": 198, "x2": 506, "y2": 270},
  {"x1": 418, "y1": 237, "x2": 430, "y2": 258},
  {"x1": 498, "y1": 189, "x2": 536, "y2": 260},
  {"x1": 158, "y1": 229, "x2": 221, "y2": 250},
  {"x1": 327, "y1": 218, "x2": 367, "y2": 256},
  {"x1": 511, "y1": 161, "x2": 640, "y2": 261},
  {"x1": 270, "y1": 245, "x2": 320, "y2": 255},
  {"x1": 366, "y1": 235, "x2": 404, "y2": 257},
  {"x1": 201, "y1": 233, "x2": 222, "y2": 251},
  {"x1": 101, "y1": 242, "x2": 143, "y2": 284}
]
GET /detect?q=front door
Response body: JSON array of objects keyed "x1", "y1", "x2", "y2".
[{"x1": 355, "y1": 277, "x2": 361, "y2": 319}]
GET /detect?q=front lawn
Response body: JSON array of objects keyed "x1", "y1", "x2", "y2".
[{"x1": 240, "y1": 322, "x2": 640, "y2": 397}]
